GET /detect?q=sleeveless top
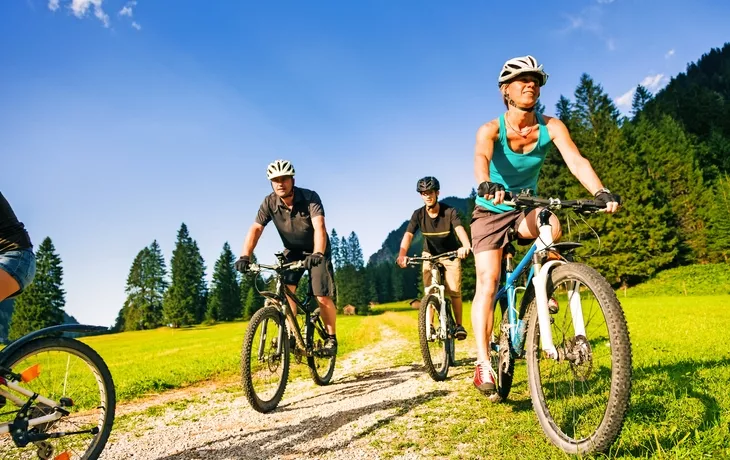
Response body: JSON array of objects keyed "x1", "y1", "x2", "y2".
[{"x1": 475, "y1": 112, "x2": 552, "y2": 213}]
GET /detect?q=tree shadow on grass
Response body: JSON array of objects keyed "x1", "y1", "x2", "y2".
[{"x1": 155, "y1": 389, "x2": 450, "y2": 459}]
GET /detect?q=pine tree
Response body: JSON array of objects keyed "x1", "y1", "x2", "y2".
[
  {"x1": 339, "y1": 236, "x2": 350, "y2": 266},
  {"x1": 240, "y1": 254, "x2": 264, "y2": 319},
  {"x1": 625, "y1": 116, "x2": 711, "y2": 263},
  {"x1": 347, "y1": 232, "x2": 364, "y2": 269},
  {"x1": 630, "y1": 85, "x2": 653, "y2": 120},
  {"x1": 9, "y1": 237, "x2": 65, "y2": 340},
  {"x1": 117, "y1": 240, "x2": 168, "y2": 331},
  {"x1": 207, "y1": 242, "x2": 240, "y2": 322},
  {"x1": 330, "y1": 229, "x2": 341, "y2": 270},
  {"x1": 707, "y1": 174, "x2": 730, "y2": 262},
  {"x1": 163, "y1": 223, "x2": 206, "y2": 327}
]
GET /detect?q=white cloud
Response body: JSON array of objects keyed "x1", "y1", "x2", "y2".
[
  {"x1": 616, "y1": 88, "x2": 635, "y2": 108},
  {"x1": 640, "y1": 73, "x2": 667, "y2": 92},
  {"x1": 597, "y1": 0, "x2": 615, "y2": 3},
  {"x1": 119, "y1": 1, "x2": 136, "y2": 17},
  {"x1": 131, "y1": 21, "x2": 141, "y2": 30},
  {"x1": 48, "y1": 0, "x2": 60, "y2": 11},
  {"x1": 665, "y1": 49, "x2": 675, "y2": 59},
  {"x1": 71, "y1": 0, "x2": 109, "y2": 27},
  {"x1": 606, "y1": 38, "x2": 616, "y2": 51},
  {"x1": 615, "y1": 74, "x2": 669, "y2": 109}
]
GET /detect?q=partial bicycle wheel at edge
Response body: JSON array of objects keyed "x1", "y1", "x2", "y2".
[
  {"x1": 418, "y1": 294, "x2": 450, "y2": 381},
  {"x1": 241, "y1": 304, "x2": 290, "y2": 413},
  {"x1": 307, "y1": 315, "x2": 335, "y2": 385},
  {"x1": 525, "y1": 263, "x2": 631, "y2": 454},
  {"x1": 0, "y1": 336, "x2": 116, "y2": 460},
  {"x1": 489, "y1": 308, "x2": 515, "y2": 402}
]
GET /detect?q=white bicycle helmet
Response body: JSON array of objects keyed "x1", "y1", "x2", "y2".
[
  {"x1": 266, "y1": 159, "x2": 296, "y2": 180},
  {"x1": 498, "y1": 55, "x2": 549, "y2": 87}
]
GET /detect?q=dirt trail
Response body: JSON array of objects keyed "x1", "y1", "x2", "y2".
[{"x1": 100, "y1": 326, "x2": 466, "y2": 459}]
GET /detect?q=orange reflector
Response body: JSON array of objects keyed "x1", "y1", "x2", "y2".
[
  {"x1": 54, "y1": 453, "x2": 71, "y2": 460},
  {"x1": 20, "y1": 364, "x2": 41, "y2": 382}
]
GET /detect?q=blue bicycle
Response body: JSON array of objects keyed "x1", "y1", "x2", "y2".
[{"x1": 487, "y1": 194, "x2": 632, "y2": 455}]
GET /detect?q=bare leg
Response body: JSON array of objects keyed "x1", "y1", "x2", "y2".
[
  {"x1": 0, "y1": 269, "x2": 21, "y2": 303},
  {"x1": 316, "y1": 296, "x2": 337, "y2": 336},
  {"x1": 472, "y1": 249, "x2": 503, "y2": 363}
]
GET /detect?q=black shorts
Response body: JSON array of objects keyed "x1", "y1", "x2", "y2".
[{"x1": 281, "y1": 251, "x2": 337, "y2": 298}]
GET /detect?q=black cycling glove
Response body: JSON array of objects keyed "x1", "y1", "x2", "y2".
[{"x1": 478, "y1": 181, "x2": 505, "y2": 198}]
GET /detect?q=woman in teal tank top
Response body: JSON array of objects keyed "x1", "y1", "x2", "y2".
[{"x1": 468, "y1": 55, "x2": 621, "y2": 395}]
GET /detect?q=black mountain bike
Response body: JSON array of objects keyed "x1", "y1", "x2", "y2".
[
  {"x1": 0, "y1": 324, "x2": 116, "y2": 460},
  {"x1": 241, "y1": 252, "x2": 335, "y2": 413}
]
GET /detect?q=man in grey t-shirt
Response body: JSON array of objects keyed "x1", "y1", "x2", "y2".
[{"x1": 236, "y1": 160, "x2": 338, "y2": 356}]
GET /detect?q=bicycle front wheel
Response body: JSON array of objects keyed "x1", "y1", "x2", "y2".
[
  {"x1": 306, "y1": 314, "x2": 335, "y2": 386},
  {"x1": 0, "y1": 337, "x2": 116, "y2": 460},
  {"x1": 525, "y1": 263, "x2": 631, "y2": 454},
  {"x1": 241, "y1": 304, "x2": 289, "y2": 413},
  {"x1": 418, "y1": 294, "x2": 450, "y2": 381}
]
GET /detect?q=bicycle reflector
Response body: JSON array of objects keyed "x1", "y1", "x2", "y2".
[{"x1": 20, "y1": 364, "x2": 41, "y2": 382}]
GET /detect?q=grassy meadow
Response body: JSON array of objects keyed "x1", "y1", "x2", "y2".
[{"x1": 73, "y1": 293, "x2": 730, "y2": 458}]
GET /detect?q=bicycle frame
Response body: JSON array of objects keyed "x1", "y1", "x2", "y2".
[
  {"x1": 411, "y1": 251, "x2": 458, "y2": 341},
  {"x1": 0, "y1": 376, "x2": 66, "y2": 435},
  {"x1": 253, "y1": 260, "x2": 320, "y2": 359},
  {"x1": 426, "y1": 264, "x2": 453, "y2": 342},
  {"x1": 493, "y1": 208, "x2": 583, "y2": 360}
]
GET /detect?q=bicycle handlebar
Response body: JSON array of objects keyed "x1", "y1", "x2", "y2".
[
  {"x1": 503, "y1": 193, "x2": 618, "y2": 213},
  {"x1": 406, "y1": 250, "x2": 460, "y2": 265}
]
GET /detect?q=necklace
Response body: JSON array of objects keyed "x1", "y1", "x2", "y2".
[{"x1": 504, "y1": 113, "x2": 535, "y2": 138}]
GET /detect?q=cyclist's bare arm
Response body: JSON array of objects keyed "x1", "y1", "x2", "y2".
[
  {"x1": 241, "y1": 223, "x2": 264, "y2": 257},
  {"x1": 546, "y1": 116, "x2": 605, "y2": 196},
  {"x1": 547, "y1": 117, "x2": 618, "y2": 213},
  {"x1": 474, "y1": 120, "x2": 503, "y2": 203},
  {"x1": 397, "y1": 231, "x2": 415, "y2": 267},
  {"x1": 312, "y1": 215, "x2": 327, "y2": 254},
  {"x1": 454, "y1": 225, "x2": 472, "y2": 258}
]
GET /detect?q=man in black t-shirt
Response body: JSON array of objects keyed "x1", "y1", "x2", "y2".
[
  {"x1": 396, "y1": 177, "x2": 472, "y2": 340},
  {"x1": 235, "y1": 160, "x2": 338, "y2": 356}
]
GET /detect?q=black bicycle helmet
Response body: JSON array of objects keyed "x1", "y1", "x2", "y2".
[{"x1": 416, "y1": 176, "x2": 440, "y2": 193}]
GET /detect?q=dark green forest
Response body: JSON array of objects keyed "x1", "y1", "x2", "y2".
[{"x1": 2, "y1": 43, "x2": 729, "y2": 338}]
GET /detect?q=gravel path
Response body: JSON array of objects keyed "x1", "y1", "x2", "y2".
[{"x1": 100, "y1": 326, "x2": 467, "y2": 459}]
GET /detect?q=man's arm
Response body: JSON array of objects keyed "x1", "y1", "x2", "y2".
[
  {"x1": 241, "y1": 223, "x2": 264, "y2": 257},
  {"x1": 396, "y1": 232, "x2": 415, "y2": 268},
  {"x1": 454, "y1": 225, "x2": 471, "y2": 259},
  {"x1": 548, "y1": 117, "x2": 619, "y2": 213},
  {"x1": 312, "y1": 215, "x2": 327, "y2": 255}
]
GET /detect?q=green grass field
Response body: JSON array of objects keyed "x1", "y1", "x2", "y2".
[{"x1": 74, "y1": 295, "x2": 729, "y2": 458}]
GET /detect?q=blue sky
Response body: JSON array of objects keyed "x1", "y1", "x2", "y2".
[{"x1": 1, "y1": 0, "x2": 728, "y2": 327}]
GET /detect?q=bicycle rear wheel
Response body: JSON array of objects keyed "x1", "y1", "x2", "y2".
[
  {"x1": 525, "y1": 263, "x2": 631, "y2": 454},
  {"x1": 307, "y1": 313, "x2": 335, "y2": 386},
  {"x1": 418, "y1": 294, "x2": 450, "y2": 381},
  {"x1": 0, "y1": 337, "x2": 116, "y2": 460},
  {"x1": 490, "y1": 301, "x2": 515, "y2": 402},
  {"x1": 241, "y1": 304, "x2": 289, "y2": 413}
]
